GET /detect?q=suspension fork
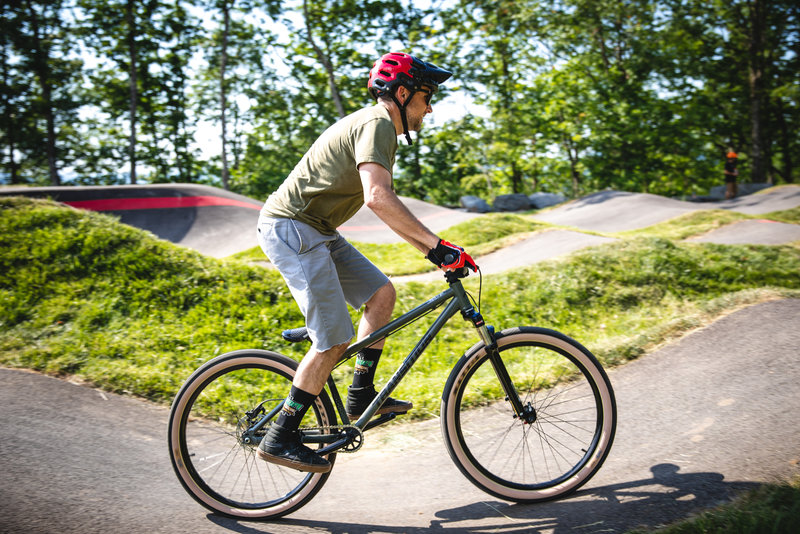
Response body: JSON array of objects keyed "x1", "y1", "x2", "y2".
[{"x1": 450, "y1": 280, "x2": 531, "y2": 422}]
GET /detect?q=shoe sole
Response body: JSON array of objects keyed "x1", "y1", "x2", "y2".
[
  {"x1": 256, "y1": 449, "x2": 332, "y2": 473},
  {"x1": 347, "y1": 404, "x2": 413, "y2": 422}
]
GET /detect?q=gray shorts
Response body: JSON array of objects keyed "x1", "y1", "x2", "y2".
[{"x1": 257, "y1": 215, "x2": 389, "y2": 352}]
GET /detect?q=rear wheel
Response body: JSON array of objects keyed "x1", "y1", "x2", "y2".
[
  {"x1": 441, "y1": 327, "x2": 616, "y2": 502},
  {"x1": 168, "y1": 350, "x2": 337, "y2": 519}
]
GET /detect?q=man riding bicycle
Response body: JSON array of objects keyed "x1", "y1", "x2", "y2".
[{"x1": 255, "y1": 52, "x2": 476, "y2": 473}]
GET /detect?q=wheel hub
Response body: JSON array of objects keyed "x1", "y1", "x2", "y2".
[{"x1": 519, "y1": 402, "x2": 537, "y2": 424}]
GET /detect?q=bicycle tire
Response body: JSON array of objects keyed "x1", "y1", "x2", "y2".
[
  {"x1": 441, "y1": 327, "x2": 616, "y2": 502},
  {"x1": 168, "y1": 349, "x2": 337, "y2": 519}
]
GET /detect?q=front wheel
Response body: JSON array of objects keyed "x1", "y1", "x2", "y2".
[
  {"x1": 168, "y1": 349, "x2": 338, "y2": 519},
  {"x1": 441, "y1": 327, "x2": 616, "y2": 502}
]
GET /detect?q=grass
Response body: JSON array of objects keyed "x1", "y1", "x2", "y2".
[
  {"x1": 626, "y1": 477, "x2": 800, "y2": 533},
  {"x1": 2, "y1": 195, "x2": 800, "y2": 531}
]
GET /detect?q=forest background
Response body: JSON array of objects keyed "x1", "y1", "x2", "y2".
[{"x1": 2, "y1": 0, "x2": 798, "y2": 205}]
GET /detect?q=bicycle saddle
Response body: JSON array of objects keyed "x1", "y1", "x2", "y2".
[{"x1": 282, "y1": 326, "x2": 310, "y2": 343}]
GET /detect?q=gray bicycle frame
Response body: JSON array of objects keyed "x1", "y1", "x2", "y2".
[
  {"x1": 310, "y1": 276, "x2": 508, "y2": 455},
  {"x1": 251, "y1": 275, "x2": 523, "y2": 454},
  {"x1": 347, "y1": 284, "x2": 474, "y2": 428}
]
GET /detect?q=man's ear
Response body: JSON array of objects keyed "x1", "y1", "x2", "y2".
[{"x1": 395, "y1": 86, "x2": 410, "y2": 105}]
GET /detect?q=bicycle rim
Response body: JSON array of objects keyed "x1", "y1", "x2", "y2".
[
  {"x1": 168, "y1": 350, "x2": 337, "y2": 519},
  {"x1": 441, "y1": 327, "x2": 616, "y2": 502}
]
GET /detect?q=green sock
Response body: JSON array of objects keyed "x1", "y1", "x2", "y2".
[
  {"x1": 275, "y1": 385, "x2": 315, "y2": 432},
  {"x1": 352, "y1": 347, "x2": 382, "y2": 388}
]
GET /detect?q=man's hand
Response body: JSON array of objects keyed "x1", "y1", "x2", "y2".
[{"x1": 427, "y1": 239, "x2": 477, "y2": 272}]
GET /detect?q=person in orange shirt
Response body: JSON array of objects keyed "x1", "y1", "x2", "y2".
[{"x1": 724, "y1": 151, "x2": 739, "y2": 199}]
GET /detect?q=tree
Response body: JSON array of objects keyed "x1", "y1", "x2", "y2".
[
  {"x1": 661, "y1": 0, "x2": 800, "y2": 185},
  {"x1": 2, "y1": 1, "x2": 83, "y2": 185},
  {"x1": 437, "y1": 0, "x2": 547, "y2": 196},
  {"x1": 0, "y1": 10, "x2": 37, "y2": 184},
  {"x1": 195, "y1": 0, "x2": 279, "y2": 190},
  {"x1": 145, "y1": 0, "x2": 200, "y2": 183}
]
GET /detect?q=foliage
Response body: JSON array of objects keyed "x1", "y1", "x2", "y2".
[
  {"x1": 1, "y1": 0, "x2": 85, "y2": 185},
  {"x1": 2, "y1": 0, "x2": 798, "y2": 198}
]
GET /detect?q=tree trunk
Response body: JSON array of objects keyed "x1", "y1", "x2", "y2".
[
  {"x1": 558, "y1": 111, "x2": 581, "y2": 197},
  {"x1": 219, "y1": 0, "x2": 230, "y2": 190},
  {"x1": 26, "y1": 1, "x2": 60, "y2": 185},
  {"x1": 1, "y1": 37, "x2": 22, "y2": 184},
  {"x1": 126, "y1": 0, "x2": 138, "y2": 184},
  {"x1": 746, "y1": 0, "x2": 767, "y2": 183},
  {"x1": 774, "y1": 99, "x2": 793, "y2": 183},
  {"x1": 302, "y1": 0, "x2": 345, "y2": 118},
  {"x1": 562, "y1": 133, "x2": 581, "y2": 197}
]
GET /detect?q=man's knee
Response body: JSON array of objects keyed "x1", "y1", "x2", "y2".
[
  {"x1": 316, "y1": 341, "x2": 349, "y2": 360},
  {"x1": 369, "y1": 281, "x2": 396, "y2": 310}
]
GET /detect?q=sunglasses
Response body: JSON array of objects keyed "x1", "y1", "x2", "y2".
[{"x1": 419, "y1": 88, "x2": 435, "y2": 106}]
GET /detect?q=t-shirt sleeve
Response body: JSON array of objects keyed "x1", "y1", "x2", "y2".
[{"x1": 353, "y1": 118, "x2": 397, "y2": 172}]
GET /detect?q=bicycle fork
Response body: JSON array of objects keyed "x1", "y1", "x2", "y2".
[{"x1": 450, "y1": 282, "x2": 536, "y2": 425}]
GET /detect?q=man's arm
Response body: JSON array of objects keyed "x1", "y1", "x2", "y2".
[{"x1": 358, "y1": 162, "x2": 439, "y2": 254}]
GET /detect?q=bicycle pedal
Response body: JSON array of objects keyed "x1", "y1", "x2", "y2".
[{"x1": 364, "y1": 413, "x2": 397, "y2": 431}]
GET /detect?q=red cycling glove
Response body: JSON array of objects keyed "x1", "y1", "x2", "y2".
[{"x1": 426, "y1": 239, "x2": 478, "y2": 272}]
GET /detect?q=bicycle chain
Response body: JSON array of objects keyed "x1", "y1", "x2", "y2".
[{"x1": 303, "y1": 424, "x2": 364, "y2": 453}]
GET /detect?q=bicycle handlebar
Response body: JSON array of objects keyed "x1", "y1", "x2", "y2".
[{"x1": 443, "y1": 253, "x2": 477, "y2": 281}]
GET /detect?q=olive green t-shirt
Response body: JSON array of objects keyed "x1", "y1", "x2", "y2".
[{"x1": 261, "y1": 104, "x2": 398, "y2": 235}]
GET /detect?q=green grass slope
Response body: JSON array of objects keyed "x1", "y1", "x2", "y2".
[
  {"x1": 0, "y1": 197, "x2": 308, "y2": 402},
  {"x1": 2, "y1": 196, "x2": 800, "y2": 413}
]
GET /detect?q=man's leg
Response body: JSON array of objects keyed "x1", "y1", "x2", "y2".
[
  {"x1": 295, "y1": 342, "x2": 349, "y2": 395},
  {"x1": 356, "y1": 281, "x2": 396, "y2": 348},
  {"x1": 347, "y1": 281, "x2": 412, "y2": 419},
  {"x1": 257, "y1": 341, "x2": 349, "y2": 473},
  {"x1": 351, "y1": 282, "x2": 394, "y2": 387},
  {"x1": 256, "y1": 218, "x2": 354, "y2": 472}
]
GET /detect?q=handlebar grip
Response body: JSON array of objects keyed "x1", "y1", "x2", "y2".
[{"x1": 444, "y1": 253, "x2": 455, "y2": 265}]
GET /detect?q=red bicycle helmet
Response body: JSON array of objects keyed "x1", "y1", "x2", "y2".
[
  {"x1": 368, "y1": 52, "x2": 452, "y2": 99},
  {"x1": 368, "y1": 52, "x2": 452, "y2": 144}
]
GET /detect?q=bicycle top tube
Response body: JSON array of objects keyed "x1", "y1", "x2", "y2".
[
  {"x1": 340, "y1": 286, "x2": 455, "y2": 362},
  {"x1": 339, "y1": 273, "x2": 475, "y2": 363}
]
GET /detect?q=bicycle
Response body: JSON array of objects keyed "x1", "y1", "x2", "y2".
[{"x1": 167, "y1": 263, "x2": 617, "y2": 520}]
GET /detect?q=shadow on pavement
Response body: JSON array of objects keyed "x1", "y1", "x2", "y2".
[{"x1": 206, "y1": 463, "x2": 759, "y2": 533}]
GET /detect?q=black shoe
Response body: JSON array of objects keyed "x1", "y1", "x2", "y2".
[
  {"x1": 346, "y1": 385, "x2": 413, "y2": 421},
  {"x1": 257, "y1": 423, "x2": 331, "y2": 473}
]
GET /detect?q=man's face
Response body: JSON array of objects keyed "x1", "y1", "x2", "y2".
[{"x1": 403, "y1": 85, "x2": 435, "y2": 132}]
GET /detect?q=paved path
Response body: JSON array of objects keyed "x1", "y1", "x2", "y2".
[
  {"x1": 686, "y1": 219, "x2": 800, "y2": 245},
  {"x1": 2, "y1": 299, "x2": 799, "y2": 533},
  {"x1": 530, "y1": 187, "x2": 800, "y2": 232},
  {"x1": 395, "y1": 186, "x2": 800, "y2": 281}
]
